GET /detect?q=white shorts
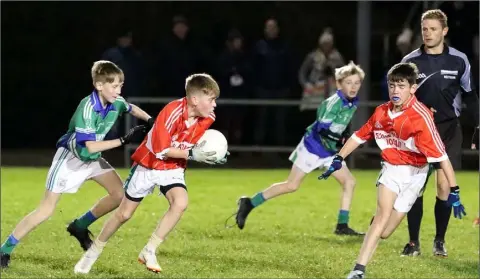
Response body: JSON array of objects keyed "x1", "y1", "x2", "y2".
[
  {"x1": 288, "y1": 138, "x2": 346, "y2": 173},
  {"x1": 45, "y1": 147, "x2": 114, "y2": 194},
  {"x1": 376, "y1": 162, "x2": 429, "y2": 213},
  {"x1": 124, "y1": 165, "x2": 186, "y2": 200}
]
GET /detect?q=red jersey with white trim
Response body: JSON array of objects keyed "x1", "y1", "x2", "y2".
[
  {"x1": 131, "y1": 98, "x2": 215, "y2": 170},
  {"x1": 351, "y1": 96, "x2": 447, "y2": 167}
]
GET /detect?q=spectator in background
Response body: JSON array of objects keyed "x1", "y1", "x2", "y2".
[
  {"x1": 102, "y1": 29, "x2": 146, "y2": 99},
  {"x1": 215, "y1": 29, "x2": 252, "y2": 147},
  {"x1": 382, "y1": 28, "x2": 414, "y2": 100},
  {"x1": 154, "y1": 15, "x2": 201, "y2": 97},
  {"x1": 252, "y1": 18, "x2": 294, "y2": 146},
  {"x1": 102, "y1": 29, "x2": 146, "y2": 140},
  {"x1": 298, "y1": 28, "x2": 345, "y2": 111},
  {"x1": 440, "y1": 1, "x2": 478, "y2": 60}
]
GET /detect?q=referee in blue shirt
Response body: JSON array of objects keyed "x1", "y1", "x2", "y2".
[{"x1": 400, "y1": 9, "x2": 478, "y2": 257}]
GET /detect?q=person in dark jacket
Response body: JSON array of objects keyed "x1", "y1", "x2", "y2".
[
  {"x1": 252, "y1": 18, "x2": 294, "y2": 146},
  {"x1": 215, "y1": 29, "x2": 252, "y2": 146}
]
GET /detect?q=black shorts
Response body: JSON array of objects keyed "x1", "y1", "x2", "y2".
[{"x1": 431, "y1": 118, "x2": 462, "y2": 170}]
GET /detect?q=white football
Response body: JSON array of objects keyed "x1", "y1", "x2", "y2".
[{"x1": 197, "y1": 129, "x2": 228, "y2": 161}]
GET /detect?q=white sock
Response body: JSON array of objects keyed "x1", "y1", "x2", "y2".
[
  {"x1": 145, "y1": 233, "x2": 163, "y2": 252},
  {"x1": 90, "y1": 239, "x2": 107, "y2": 255}
]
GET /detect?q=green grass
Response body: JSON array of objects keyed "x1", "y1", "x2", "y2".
[{"x1": 1, "y1": 167, "x2": 478, "y2": 278}]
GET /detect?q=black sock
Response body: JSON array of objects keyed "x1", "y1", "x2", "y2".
[
  {"x1": 354, "y1": 263, "x2": 366, "y2": 272},
  {"x1": 434, "y1": 197, "x2": 451, "y2": 241},
  {"x1": 407, "y1": 196, "x2": 423, "y2": 242}
]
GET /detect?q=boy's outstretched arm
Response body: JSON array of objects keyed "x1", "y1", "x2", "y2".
[
  {"x1": 319, "y1": 111, "x2": 376, "y2": 180},
  {"x1": 85, "y1": 125, "x2": 148, "y2": 154},
  {"x1": 129, "y1": 104, "x2": 152, "y2": 123},
  {"x1": 337, "y1": 137, "x2": 362, "y2": 159}
]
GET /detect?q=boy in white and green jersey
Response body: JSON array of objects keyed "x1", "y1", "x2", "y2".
[
  {"x1": 234, "y1": 62, "x2": 366, "y2": 235},
  {"x1": 57, "y1": 92, "x2": 133, "y2": 161},
  {"x1": 0, "y1": 61, "x2": 153, "y2": 268}
]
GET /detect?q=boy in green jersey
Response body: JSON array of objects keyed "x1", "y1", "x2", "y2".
[
  {"x1": 0, "y1": 61, "x2": 152, "y2": 268},
  {"x1": 235, "y1": 61, "x2": 365, "y2": 235}
]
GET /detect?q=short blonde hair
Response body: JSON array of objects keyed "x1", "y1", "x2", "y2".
[
  {"x1": 335, "y1": 61, "x2": 365, "y2": 82},
  {"x1": 185, "y1": 73, "x2": 220, "y2": 97},
  {"x1": 91, "y1": 60, "x2": 124, "y2": 84},
  {"x1": 421, "y1": 9, "x2": 448, "y2": 28}
]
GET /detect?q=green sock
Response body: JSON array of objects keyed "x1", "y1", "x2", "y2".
[
  {"x1": 1, "y1": 235, "x2": 19, "y2": 255},
  {"x1": 74, "y1": 210, "x2": 98, "y2": 229},
  {"x1": 338, "y1": 210, "x2": 350, "y2": 224},
  {"x1": 251, "y1": 192, "x2": 266, "y2": 207}
]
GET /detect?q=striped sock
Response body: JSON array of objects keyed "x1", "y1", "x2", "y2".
[
  {"x1": 75, "y1": 211, "x2": 98, "y2": 229},
  {"x1": 251, "y1": 192, "x2": 266, "y2": 207},
  {"x1": 0, "y1": 235, "x2": 19, "y2": 255},
  {"x1": 338, "y1": 210, "x2": 350, "y2": 225}
]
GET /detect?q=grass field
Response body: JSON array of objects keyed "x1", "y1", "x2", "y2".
[{"x1": 1, "y1": 167, "x2": 478, "y2": 278}]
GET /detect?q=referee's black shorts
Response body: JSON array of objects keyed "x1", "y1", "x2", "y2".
[{"x1": 431, "y1": 118, "x2": 462, "y2": 170}]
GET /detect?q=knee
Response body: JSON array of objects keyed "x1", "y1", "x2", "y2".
[
  {"x1": 343, "y1": 178, "x2": 356, "y2": 190},
  {"x1": 284, "y1": 181, "x2": 301, "y2": 193},
  {"x1": 111, "y1": 190, "x2": 125, "y2": 205},
  {"x1": 436, "y1": 184, "x2": 450, "y2": 200},
  {"x1": 115, "y1": 208, "x2": 134, "y2": 223},
  {"x1": 171, "y1": 199, "x2": 188, "y2": 213}
]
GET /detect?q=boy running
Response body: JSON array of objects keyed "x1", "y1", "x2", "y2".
[
  {"x1": 74, "y1": 73, "x2": 228, "y2": 274},
  {"x1": 235, "y1": 61, "x2": 365, "y2": 235},
  {"x1": 319, "y1": 62, "x2": 466, "y2": 279},
  {"x1": 0, "y1": 60, "x2": 153, "y2": 268}
]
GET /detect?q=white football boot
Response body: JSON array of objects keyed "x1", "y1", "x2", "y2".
[
  {"x1": 138, "y1": 246, "x2": 162, "y2": 273},
  {"x1": 74, "y1": 247, "x2": 101, "y2": 274},
  {"x1": 346, "y1": 270, "x2": 365, "y2": 279}
]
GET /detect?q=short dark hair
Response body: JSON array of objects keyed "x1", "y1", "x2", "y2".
[{"x1": 387, "y1": 62, "x2": 419, "y2": 86}]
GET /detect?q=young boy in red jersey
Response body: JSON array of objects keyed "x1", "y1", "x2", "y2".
[
  {"x1": 74, "y1": 73, "x2": 227, "y2": 274},
  {"x1": 319, "y1": 63, "x2": 466, "y2": 279}
]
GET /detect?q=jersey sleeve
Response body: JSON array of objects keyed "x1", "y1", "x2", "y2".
[
  {"x1": 144, "y1": 105, "x2": 177, "y2": 160},
  {"x1": 414, "y1": 109, "x2": 448, "y2": 162},
  {"x1": 74, "y1": 101, "x2": 97, "y2": 146},
  {"x1": 191, "y1": 113, "x2": 216, "y2": 145},
  {"x1": 351, "y1": 109, "x2": 377, "y2": 144},
  {"x1": 460, "y1": 53, "x2": 474, "y2": 93},
  {"x1": 114, "y1": 96, "x2": 132, "y2": 114}
]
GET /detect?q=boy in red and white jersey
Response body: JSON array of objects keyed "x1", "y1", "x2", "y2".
[
  {"x1": 319, "y1": 63, "x2": 466, "y2": 279},
  {"x1": 74, "y1": 73, "x2": 227, "y2": 274}
]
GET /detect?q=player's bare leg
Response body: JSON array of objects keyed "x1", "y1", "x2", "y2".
[
  {"x1": 67, "y1": 170, "x2": 124, "y2": 251},
  {"x1": 379, "y1": 210, "x2": 406, "y2": 241},
  {"x1": 331, "y1": 166, "x2": 364, "y2": 235},
  {"x1": 346, "y1": 184, "x2": 397, "y2": 279},
  {"x1": 235, "y1": 165, "x2": 307, "y2": 229},
  {"x1": 0, "y1": 190, "x2": 61, "y2": 268},
  {"x1": 74, "y1": 195, "x2": 141, "y2": 274},
  {"x1": 90, "y1": 170, "x2": 125, "y2": 218},
  {"x1": 432, "y1": 169, "x2": 451, "y2": 257},
  {"x1": 139, "y1": 187, "x2": 189, "y2": 273}
]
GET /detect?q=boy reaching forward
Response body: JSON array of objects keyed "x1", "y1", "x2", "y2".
[
  {"x1": 74, "y1": 73, "x2": 228, "y2": 274},
  {"x1": 235, "y1": 61, "x2": 365, "y2": 235},
  {"x1": 319, "y1": 62, "x2": 466, "y2": 279},
  {"x1": 0, "y1": 60, "x2": 153, "y2": 268}
]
